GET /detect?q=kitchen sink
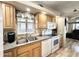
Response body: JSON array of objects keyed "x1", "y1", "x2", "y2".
[
  {"x1": 16, "y1": 36, "x2": 51, "y2": 45},
  {"x1": 27, "y1": 36, "x2": 37, "y2": 41},
  {"x1": 16, "y1": 36, "x2": 38, "y2": 44}
]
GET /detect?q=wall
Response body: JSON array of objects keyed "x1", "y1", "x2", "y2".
[{"x1": 0, "y1": 2, "x2": 3, "y2": 57}]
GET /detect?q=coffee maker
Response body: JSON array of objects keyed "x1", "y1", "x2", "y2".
[{"x1": 7, "y1": 32, "x2": 15, "y2": 43}]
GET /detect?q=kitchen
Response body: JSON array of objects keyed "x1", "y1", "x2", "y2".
[{"x1": 2, "y1": 1, "x2": 66, "y2": 57}]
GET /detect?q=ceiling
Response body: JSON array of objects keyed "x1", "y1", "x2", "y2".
[
  {"x1": 4, "y1": 1, "x2": 40, "y2": 14},
  {"x1": 4, "y1": 1, "x2": 59, "y2": 16},
  {"x1": 4, "y1": 1, "x2": 79, "y2": 18},
  {"x1": 33, "y1": 1, "x2": 79, "y2": 17}
]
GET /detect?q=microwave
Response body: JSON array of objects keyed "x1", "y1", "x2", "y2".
[{"x1": 47, "y1": 22, "x2": 56, "y2": 29}]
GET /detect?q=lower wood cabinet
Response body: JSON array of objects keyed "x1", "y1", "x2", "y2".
[
  {"x1": 32, "y1": 47, "x2": 41, "y2": 57},
  {"x1": 4, "y1": 41, "x2": 41, "y2": 57},
  {"x1": 4, "y1": 51, "x2": 13, "y2": 57},
  {"x1": 4, "y1": 48, "x2": 16, "y2": 57},
  {"x1": 59, "y1": 36, "x2": 64, "y2": 48},
  {"x1": 17, "y1": 51, "x2": 31, "y2": 57},
  {"x1": 17, "y1": 41, "x2": 41, "y2": 57}
]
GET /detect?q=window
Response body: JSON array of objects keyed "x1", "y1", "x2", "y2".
[
  {"x1": 27, "y1": 22, "x2": 34, "y2": 33},
  {"x1": 17, "y1": 18, "x2": 26, "y2": 34},
  {"x1": 17, "y1": 12, "x2": 35, "y2": 34},
  {"x1": 73, "y1": 24, "x2": 76, "y2": 30},
  {"x1": 26, "y1": 18, "x2": 35, "y2": 33},
  {"x1": 76, "y1": 20, "x2": 79, "y2": 30}
]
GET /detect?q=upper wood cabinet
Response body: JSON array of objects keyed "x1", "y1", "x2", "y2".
[
  {"x1": 47, "y1": 16, "x2": 52, "y2": 22},
  {"x1": 47, "y1": 15, "x2": 56, "y2": 22},
  {"x1": 38, "y1": 13, "x2": 47, "y2": 28},
  {"x1": 2, "y1": 3, "x2": 16, "y2": 29},
  {"x1": 35, "y1": 13, "x2": 56, "y2": 29}
]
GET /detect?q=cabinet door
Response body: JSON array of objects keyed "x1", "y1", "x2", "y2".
[
  {"x1": 4, "y1": 51, "x2": 13, "y2": 57},
  {"x1": 10, "y1": 5, "x2": 14, "y2": 28},
  {"x1": 59, "y1": 36, "x2": 64, "y2": 48},
  {"x1": 17, "y1": 42, "x2": 41, "y2": 57},
  {"x1": 2, "y1": 3, "x2": 15, "y2": 28},
  {"x1": 38, "y1": 13, "x2": 47, "y2": 28},
  {"x1": 4, "y1": 48, "x2": 16, "y2": 57},
  {"x1": 32, "y1": 47, "x2": 41, "y2": 57},
  {"x1": 47, "y1": 16, "x2": 52, "y2": 22},
  {"x1": 17, "y1": 44, "x2": 32, "y2": 57}
]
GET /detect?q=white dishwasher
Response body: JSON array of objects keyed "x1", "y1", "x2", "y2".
[{"x1": 42, "y1": 38, "x2": 52, "y2": 57}]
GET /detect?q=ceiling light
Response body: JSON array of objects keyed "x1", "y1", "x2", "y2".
[
  {"x1": 38, "y1": 4, "x2": 44, "y2": 7},
  {"x1": 26, "y1": 8, "x2": 30, "y2": 12}
]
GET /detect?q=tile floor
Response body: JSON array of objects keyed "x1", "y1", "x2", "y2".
[{"x1": 49, "y1": 38, "x2": 79, "y2": 57}]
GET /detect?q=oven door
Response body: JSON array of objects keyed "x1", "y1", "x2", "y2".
[
  {"x1": 51, "y1": 36, "x2": 59, "y2": 51},
  {"x1": 54, "y1": 39, "x2": 59, "y2": 46}
]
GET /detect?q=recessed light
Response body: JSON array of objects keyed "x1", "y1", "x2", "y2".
[
  {"x1": 26, "y1": 8, "x2": 30, "y2": 12},
  {"x1": 73, "y1": 9, "x2": 77, "y2": 12},
  {"x1": 38, "y1": 4, "x2": 44, "y2": 7}
]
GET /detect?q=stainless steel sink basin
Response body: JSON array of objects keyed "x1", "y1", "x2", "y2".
[
  {"x1": 16, "y1": 37, "x2": 38, "y2": 44},
  {"x1": 16, "y1": 39, "x2": 26, "y2": 44},
  {"x1": 27, "y1": 37, "x2": 37, "y2": 41}
]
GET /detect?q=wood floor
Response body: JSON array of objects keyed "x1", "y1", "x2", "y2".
[{"x1": 49, "y1": 38, "x2": 79, "y2": 57}]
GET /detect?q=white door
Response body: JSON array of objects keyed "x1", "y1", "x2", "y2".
[{"x1": 42, "y1": 39, "x2": 52, "y2": 57}]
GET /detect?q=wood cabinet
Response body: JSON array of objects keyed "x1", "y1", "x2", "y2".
[
  {"x1": 38, "y1": 13, "x2": 47, "y2": 28},
  {"x1": 17, "y1": 51, "x2": 31, "y2": 57},
  {"x1": 4, "y1": 48, "x2": 16, "y2": 57},
  {"x1": 47, "y1": 15, "x2": 56, "y2": 22},
  {"x1": 4, "y1": 51, "x2": 13, "y2": 57},
  {"x1": 47, "y1": 16, "x2": 52, "y2": 22},
  {"x1": 4, "y1": 41, "x2": 41, "y2": 57},
  {"x1": 2, "y1": 3, "x2": 16, "y2": 29},
  {"x1": 35, "y1": 13, "x2": 56, "y2": 29},
  {"x1": 59, "y1": 36, "x2": 64, "y2": 48},
  {"x1": 32, "y1": 46, "x2": 41, "y2": 57},
  {"x1": 17, "y1": 41, "x2": 41, "y2": 57},
  {"x1": 16, "y1": 42, "x2": 32, "y2": 57}
]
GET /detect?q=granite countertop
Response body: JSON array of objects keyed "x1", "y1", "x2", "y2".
[{"x1": 4, "y1": 35, "x2": 59, "y2": 50}]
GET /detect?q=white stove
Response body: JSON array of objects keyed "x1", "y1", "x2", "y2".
[{"x1": 51, "y1": 36, "x2": 60, "y2": 53}]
